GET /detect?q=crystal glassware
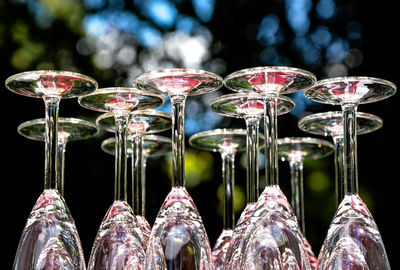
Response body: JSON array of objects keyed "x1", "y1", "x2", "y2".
[
  {"x1": 17, "y1": 117, "x2": 99, "y2": 196},
  {"x1": 298, "y1": 111, "x2": 383, "y2": 206},
  {"x1": 276, "y1": 137, "x2": 334, "y2": 268},
  {"x1": 210, "y1": 92, "x2": 295, "y2": 269},
  {"x1": 134, "y1": 68, "x2": 223, "y2": 269},
  {"x1": 78, "y1": 87, "x2": 164, "y2": 270},
  {"x1": 97, "y1": 109, "x2": 172, "y2": 247},
  {"x1": 6, "y1": 70, "x2": 98, "y2": 270},
  {"x1": 304, "y1": 76, "x2": 396, "y2": 269},
  {"x1": 189, "y1": 128, "x2": 247, "y2": 270},
  {"x1": 222, "y1": 66, "x2": 316, "y2": 269}
]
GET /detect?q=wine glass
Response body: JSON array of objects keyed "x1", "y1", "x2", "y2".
[
  {"x1": 78, "y1": 87, "x2": 164, "y2": 269},
  {"x1": 303, "y1": 76, "x2": 396, "y2": 269},
  {"x1": 17, "y1": 117, "x2": 99, "y2": 197},
  {"x1": 188, "y1": 128, "x2": 247, "y2": 270},
  {"x1": 133, "y1": 68, "x2": 223, "y2": 269},
  {"x1": 96, "y1": 109, "x2": 172, "y2": 247},
  {"x1": 222, "y1": 66, "x2": 316, "y2": 269},
  {"x1": 298, "y1": 111, "x2": 383, "y2": 206},
  {"x1": 209, "y1": 92, "x2": 295, "y2": 269},
  {"x1": 276, "y1": 137, "x2": 334, "y2": 268},
  {"x1": 6, "y1": 70, "x2": 98, "y2": 270},
  {"x1": 101, "y1": 135, "x2": 172, "y2": 238}
]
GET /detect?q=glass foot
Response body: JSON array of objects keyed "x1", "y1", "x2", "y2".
[
  {"x1": 298, "y1": 111, "x2": 383, "y2": 137},
  {"x1": 304, "y1": 76, "x2": 396, "y2": 105},
  {"x1": 210, "y1": 92, "x2": 295, "y2": 119},
  {"x1": 18, "y1": 117, "x2": 99, "y2": 142},
  {"x1": 78, "y1": 87, "x2": 164, "y2": 112},
  {"x1": 134, "y1": 68, "x2": 223, "y2": 97},
  {"x1": 96, "y1": 110, "x2": 172, "y2": 134},
  {"x1": 224, "y1": 66, "x2": 316, "y2": 95},
  {"x1": 277, "y1": 137, "x2": 334, "y2": 161},
  {"x1": 6, "y1": 70, "x2": 97, "y2": 98}
]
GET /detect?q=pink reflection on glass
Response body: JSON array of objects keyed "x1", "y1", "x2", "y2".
[
  {"x1": 212, "y1": 229, "x2": 233, "y2": 270},
  {"x1": 317, "y1": 194, "x2": 390, "y2": 269},
  {"x1": 39, "y1": 75, "x2": 75, "y2": 96}
]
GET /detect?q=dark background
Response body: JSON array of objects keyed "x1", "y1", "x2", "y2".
[{"x1": 1, "y1": 0, "x2": 399, "y2": 268}]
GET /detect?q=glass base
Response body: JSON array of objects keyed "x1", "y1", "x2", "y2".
[
  {"x1": 210, "y1": 93, "x2": 295, "y2": 119},
  {"x1": 17, "y1": 117, "x2": 99, "y2": 142},
  {"x1": 277, "y1": 137, "x2": 334, "y2": 161},
  {"x1": 298, "y1": 111, "x2": 383, "y2": 137},
  {"x1": 101, "y1": 135, "x2": 172, "y2": 158},
  {"x1": 78, "y1": 87, "x2": 164, "y2": 113},
  {"x1": 96, "y1": 110, "x2": 171, "y2": 134},
  {"x1": 224, "y1": 66, "x2": 316, "y2": 95},
  {"x1": 189, "y1": 128, "x2": 248, "y2": 153},
  {"x1": 134, "y1": 68, "x2": 223, "y2": 97},
  {"x1": 304, "y1": 76, "x2": 396, "y2": 105},
  {"x1": 5, "y1": 70, "x2": 97, "y2": 99}
]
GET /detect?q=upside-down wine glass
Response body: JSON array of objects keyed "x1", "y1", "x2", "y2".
[
  {"x1": 304, "y1": 76, "x2": 396, "y2": 269},
  {"x1": 188, "y1": 128, "x2": 247, "y2": 270},
  {"x1": 6, "y1": 70, "x2": 97, "y2": 270},
  {"x1": 18, "y1": 117, "x2": 99, "y2": 196},
  {"x1": 210, "y1": 92, "x2": 295, "y2": 269},
  {"x1": 134, "y1": 68, "x2": 223, "y2": 269},
  {"x1": 78, "y1": 87, "x2": 164, "y2": 269},
  {"x1": 96, "y1": 109, "x2": 172, "y2": 247},
  {"x1": 276, "y1": 137, "x2": 334, "y2": 268},
  {"x1": 221, "y1": 66, "x2": 316, "y2": 269},
  {"x1": 298, "y1": 111, "x2": 383, "y2": 206}
]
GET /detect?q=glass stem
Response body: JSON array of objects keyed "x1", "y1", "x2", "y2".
[
  {"x1": 289, "y1": 158, "x2": 305, "y2": 235},
  {"x1": 132, "y1": 134, "x2": 145, "y2": 216},
  {"x1": 43, "y1": 96, "x2": 61, "y2": 191},
  {"x1": 263, "y1": 95, "x2": 279, "y2": 186},
  {"x1": 56, "y1": 137, "x2": 67, "y2": 197},
  {"x1": 245, "y1": 116, "x2": 260, "y2": 203},
  {"x1": 114, "y1": 111, "x2": 130, "y2": 201},
  {"x1": 220, "y1": 150, "x2": 236, "y2": 230},
  {"x1": 332, "y1": 135, "x2": 344, "y2": 206},
  {"x1": 342, "y1": 103, "x2": 358, "y2": 195},
  {"x1": 170, "y1": 95, "x2": 187, "y2": 187}
]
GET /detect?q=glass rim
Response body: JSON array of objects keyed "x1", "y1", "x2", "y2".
[
  {"x1": 5, "y1": 70, "x2": 99, "y2": 90},
  {"x1": 17, "y1": 117, "x2": 99, "y2": 141},
  {"x1": 223, "y1": 66, "x2": 317, "y2": 92}
]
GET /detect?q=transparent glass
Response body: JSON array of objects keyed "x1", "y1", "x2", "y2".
[
  {"x1": 134, "y1": 68, "x2": 223, "y2": 270},
  {"x1": 189, "y1": 128, "x2": 247, "y2": 270},
  {"x1": 79, "y1": 87, "x2": 164, "y2": 270},
  {"x1": 222, "y1": 66, "x2": 316, "y2": 269},
  {"x1": 210, "y1": 92, "x2": 296, "y2": 269},
  {"x1": 277, "y1": 137, "x2": 334, "y2": 268},
  {"x1": 17, "y1": 117, "x2": 99, "y2": 196},
  {"x1": 100, "y1": 134, "x2": 172, "y2": 247},
  {"x1": 304, "y1": 76, "x2": 396, "y2": 269},
  {"x1": 6, "y1": 70, "x2": 98, "y2": 270},
  {"x1": 298, "y1": 111, "x2": 383, "y2": 205}
]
